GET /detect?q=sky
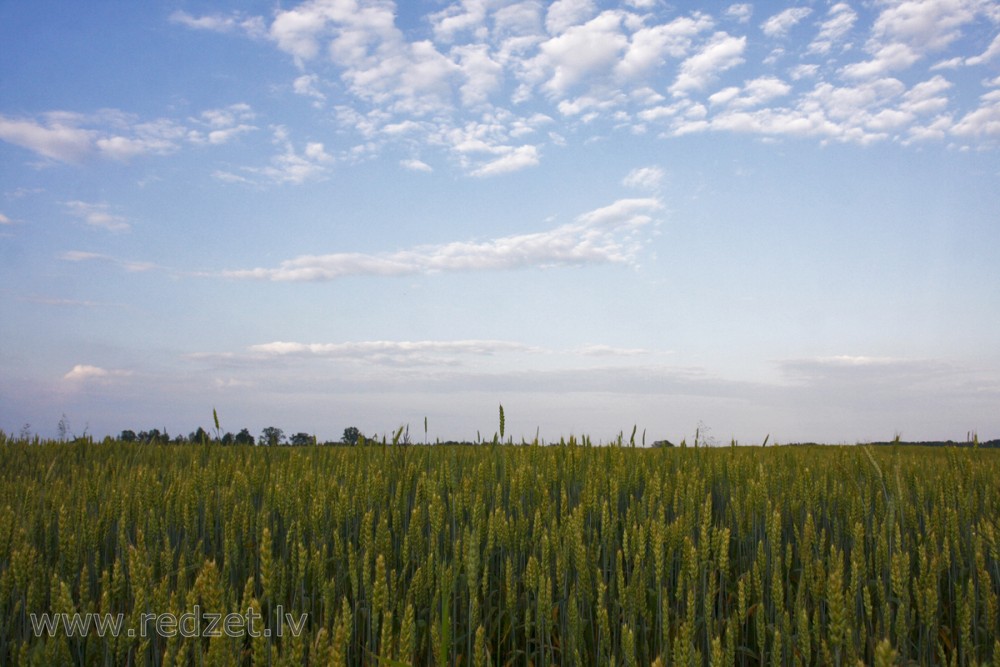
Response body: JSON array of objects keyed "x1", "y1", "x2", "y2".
[{"x1": 1, "y1": 0, "x2": 999, "y2": 445}]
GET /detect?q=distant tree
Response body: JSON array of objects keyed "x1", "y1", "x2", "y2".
[
  {"x1": 342, "y1": 426, "x2": 361, "y2": 446},
  {"x1": 57, "y1": 414, "x2": 70, "y2": 441},
  {"x1": 189, "y1": 427, "x2": 210, "y2": 444},
  {"x1": 120, "y1": 430, "x2": 137, "y2": 443},
  {"x1": 139, "y1": 429, "x2": 166, "y2": 445},
  {"x1": 221, "y1": 432, "x2": 235, "y2": 446},
  {"x1": 688, "y1": 421, "x2": 717, "y2": 448},
  {"x1": 290, "y1": 432, "x2": 315, "y2": 446},
  {"x1": 234, "y1": 428, "x2": 254, "y2": 446},
  {"x1": 259, "y1": 427, "x2": 285, "y2": 447}
]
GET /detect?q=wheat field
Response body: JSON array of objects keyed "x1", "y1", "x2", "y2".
[{"x1": 1, "y1": 433, "x2": 998, "y2": 666}]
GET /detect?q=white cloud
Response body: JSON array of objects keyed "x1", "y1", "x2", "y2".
[
  {"x1": 670, "y1": 32, "x2": 746, "y2": 95},
  {"x1": 841, "y1": 42, "x2": 921, "y2": 79},
  {"x1": 616, "y1": 13, "x2": 715, "y2": 80},
  {"x1": 18, "y1": 295, "x2": 120, "y2": 308},
  {"x1": 95, "y1": 118, "x2": 187, "y2": 159},
  {"x1": 430, "y1": 0, "x2": 489, "y2": 42},
  {"x1": 212, "y1": 170, "x2": 253, "y2": 184},
  {"x1": 470, "y1": 144, "x2": 540, "y2": 177},
  {"x1": 807, "y1": 2, "x2": 857, "y2": 55},
  {"x1": 2, "y1": 107, "x2": 253, "y2": 163},
  {"x1": 61, "y1": 250, "x2": 107, "y2": 262},
  {"x1": 951, "y1": 89, "x2": 1000, "y2": 137},
  {"x1": 348, "y1": 109, "x2": 550, "y2": 178},
  {"x1": 268, "y1": 3, "x2": 462, "y2": 116},
  {"x1": 778, "y1": 354, "x2": 949, "y2": 380},
  {"x1": 679, "y1": 71, "x2": 960, "y2": 145},
  {"x1": 60, "y1": 250, "x2": 155, "y2": 272},
  {"x1": 95, "y1": 136, "x2": 154, "y2": 160},
  {"x1": 870, "y1": 0, "x2": 981, "y2": 53},
  {"x1": 268, "y1": 4, "x2": 333, "y2": 63},
  {"x1": 808, "y1": 0, "x2": 997, "y2": 94},
  {"x1": 725, "y1": 4, "x2": 753, "y2": 24},
  {"x1": 493, "y1": 2, "x2": 545, "y2": 41},
  {"x1": 557, "y1": 93, "x2": 627, "y2": 117},
  {"x1": 807, "y1": 78, "x2": 907, "y2": 119},
  {"x1": 0, "y1": 213, "x2": 11, "y2": 225},
  {"x1": 789, "y1": 63, "x2": 819, "y2": 80},
  {"x1": 293, "y1": 74, "x2": 327, "y2": 106},
  {"x1": 761, "y1": 7, "x2": 812, "y2": 38},
  {"x1": 250, "y1": 339, "x2": 537, "y2": 359},
  {"x1": 64, "y1": 201, "x2": 130, "y2": 232},
  {"x1": 206, "y1": 125, "x2": 256, "y2": 145},
  {"x1": 169, "y1": 10, "x2": 266, "y2": 38},
  {"x1": 622, "y1": 165, "x2": 665, "y2": 190},
  {"x1": 576, "y1": 344, "x2": 650, "y2": 356},
  {"x1": 528, "y1": 11, "x2": 629, "y2": 96},
  {"x1": 203, "y1": 339, "x2": 669, "y2": 375},
  {"x1": 400, "y1": 158, "x2": 433, "y2": 172},
  {"x1": 832, "y1": 0, "x2": 986, "y2": 84},
  {"x1": 904, "y1": 114, "x2": 954, "y2": 142},
  {"x1": 966, "y1": 33, "x2": 1000, "y2": 66},
  {"x1": 343, "y1": 40, "x2": 461, "y2": 115},
  {"x1": 709, "y1": 86, "x2": 741, "y2": 106},
  {"x1": 931, "y1": 56, "x2": 964, "y2": 70},
  {"x1": 64, "y1": 365, "x2": 109, "y2": 381},
  {"x1": 545, "y1": 0, "x2": 597, "y2": 35},
  {"x1": 0, "y1": 115, "x2": 95, "y2": 162},
  {"x1": 231, "y1": 127, "x2": 333, "y2": 185},
  {"x1": 304, "y1": 141, "x2": 332, "y2": 161},
  {"x1": 223, "y1": 197, "x2": 662, "y2": 281},
  {"x1": 713, "y1": 76, "x2": 792, "y2": 109},
  {"x1": 453, "y1": 44, "x2": 504, "y2": 107},
  {"x1": 900, "y1": 75, "x2": 952, "y2": 114},
  {"x1": 63, "y1": 364, "x2": 132, "y2": 382}
]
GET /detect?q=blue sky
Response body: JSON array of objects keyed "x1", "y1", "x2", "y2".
[{"x1": 1, "y1": 0, "x2": 998, "y2": 444}]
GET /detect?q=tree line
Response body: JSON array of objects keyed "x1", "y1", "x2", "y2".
[{"x1": 117, "y1": 426, "x2": 364, "y2": 446}]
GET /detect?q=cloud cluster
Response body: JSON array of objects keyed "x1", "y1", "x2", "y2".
[
  {"x1": 0, "y1": 105, "x2": 257, "y2": 165},
  {"x1": 56, "y1": 193, "x2": 663, "y2": 281},
  {"x1": 169, "y1": 10, "x2": 267, "y2": 38},
  {"x1": 187, "y1": 337, "x2": 998, "y2": 414},
  {"x1": 191, "y1": 337, "x2": 660, "y2": 377},
  {"x1": 64, "y1": 201, "x2": 130, "y2": 232},
  {"x1": 622, "y1": 165, "x2": 665, "y2": 191},
  {"x1": 761, "y1": 7, "x2": 812, "y2": 39},
  {"x1": 249, "y1": 339, "x2": 538, "y2": 366},
  {"x1": 224, "y1": 196, "x2": 662, "y2": 281},
  {"x1": 774, "y1": 354, "x2": 1000, "y2": 406},
  {"x1": 164, "y1": 0, "x2": 1000, "y2": 162},
  {"x1": 807, "y1": 3, "x2": 857, "y2": 56},
  {"x1": 7, "y1": 1, "x2": 999, "y2": 182},
  {"x1": 214, "y1": 125, "x2": 334, "y2": 184}
]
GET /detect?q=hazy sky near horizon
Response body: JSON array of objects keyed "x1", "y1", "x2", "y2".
[{"x1": 1, "y1": 0, "x2": 999, "y2": 444}]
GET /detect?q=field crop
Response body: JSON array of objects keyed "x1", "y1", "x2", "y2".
[{"x1": 1, "y1": 434, "x2": 999, "y2": 665}]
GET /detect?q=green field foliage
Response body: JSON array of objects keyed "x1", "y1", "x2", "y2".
[{"x1": 1, "y1": 435, "x2": 999, "y2": 665}]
